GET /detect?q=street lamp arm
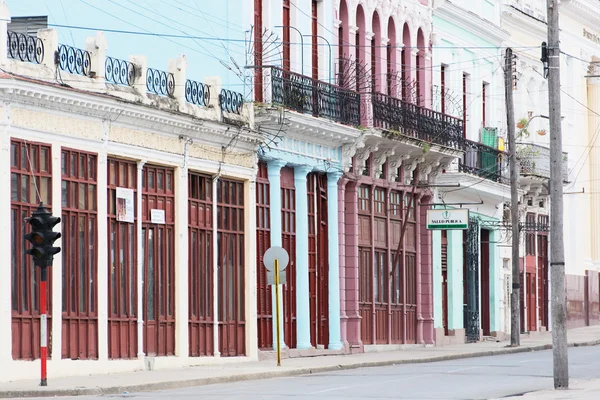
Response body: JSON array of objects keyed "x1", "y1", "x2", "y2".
[{"x1": 275, "y1": 25, "x2": 304, "y2": 75}]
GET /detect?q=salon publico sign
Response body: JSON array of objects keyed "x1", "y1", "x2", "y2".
[{"x1": 426, "y1": 209, "x2": 469, "y2": 230}]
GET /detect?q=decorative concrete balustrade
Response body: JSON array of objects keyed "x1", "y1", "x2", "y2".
[{"x1": 0, "y1": 10, "x2": 251, "y2": 127}]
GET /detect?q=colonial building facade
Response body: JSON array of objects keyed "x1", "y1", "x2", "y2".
[{"x1": 0, "y1": 4, "x2": 261, "y2": 382}]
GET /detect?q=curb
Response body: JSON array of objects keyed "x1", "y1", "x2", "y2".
[{"x1": 3, "y1": 339, "x2": 600, "y2": 398}]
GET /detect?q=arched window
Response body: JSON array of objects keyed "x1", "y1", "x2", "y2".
[
  {"x1": 372, "y1": 12, "x2": 381, "y2": 93},
  {"x1": 387, "y1": 17, "x2": 396, "y2": 96}
]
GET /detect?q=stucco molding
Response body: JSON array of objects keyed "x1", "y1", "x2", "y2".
[
  {"x1": 355, "y1": 143, "x2": 379, "y2": 176},
  {"x1": 435, "y1": 1, "x2": 508, "y2": 45}
]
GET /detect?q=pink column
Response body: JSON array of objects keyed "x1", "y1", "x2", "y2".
[
  {"x1": 344, "y1": 181, "x2": 362, "y2": 348},
  {"x1": 415, "y1": 192, "x2": 424, "y2": 343},
  {"x1": 338, "y1": 178, "x2": 348, "y2": 350},
  {"x1": 419, "y1": 194, "x2": 435, "y2": 344}
]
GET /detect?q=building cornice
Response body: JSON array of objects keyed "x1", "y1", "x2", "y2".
[
  {"x1": 434, "y1": 1, "x2": 508, "y2": 45},
  {"x1": 501, "y1": 5, "x2": 547, "y2": 39},
  {"x1": 0, "y1": 77, "x2": 262, "y2": 153},
  {"x1": 561, "y1": 0, "x2": 600, "y2": 29}
]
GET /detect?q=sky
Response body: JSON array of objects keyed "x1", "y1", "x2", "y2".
[{"x1": 6, "y1": 0, "x2": 250, "y2": 91}]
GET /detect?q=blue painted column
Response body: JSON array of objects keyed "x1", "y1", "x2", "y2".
[
  {"x1": 294, "y1": 166, "x2": 312, "y2": 349},
  {"x1": 267, "y1": 159, "x2": 286, "y2": 349},
  {"x1": 447, "y1": 229, "x2": 464, "y2": 330},
  {"x1": 327, "y1": 171, "x2": 343, "y2": 350}
]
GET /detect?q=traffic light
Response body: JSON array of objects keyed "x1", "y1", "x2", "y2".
[{"x1": 24, "y1": 203, "x2": 61, "y2": 268}]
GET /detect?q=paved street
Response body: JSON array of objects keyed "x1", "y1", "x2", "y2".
[{"x1": 34, "y1": 346, "x2": 600, "y2": 400}]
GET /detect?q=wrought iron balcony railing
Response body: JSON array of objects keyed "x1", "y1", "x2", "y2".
[
  {"x1": 219, "y1": 88, "x2": 243, "y2": 114},
  {"x1": 459, "y1": 139, "x2": 508, "y2": 184},
  {"x1": 185, "y1": 79, "x2": 211, "y2": 107},
  {"x1": 268, "y1": 66, "x2": 361, "y2": 127},
  {"x1": 517, "y1": 142, "x2": 569, "y2": 182},
  {"x1": 105, "y1": 56, "x2": 136, "y2": 86},
  {"x1": 57, "y1": 44, "x2": 91, "y2": 76},
  {"x1": 372, "y1": 92, "x2": 464, "y2": 150},
  {"x1": 146, "y1": 67, "x2": 174, "y2": 97},
  {"x1": 7, "y1": 30, "x2": 43, "y2": 64}
]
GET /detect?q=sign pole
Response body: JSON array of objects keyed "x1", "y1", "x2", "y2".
[
  {"x1": 274, "y1": 258, "x2": 281, "y2": 367},
  {"x1": 40, "y1": 267, "x2": 48, "y2": 386}
]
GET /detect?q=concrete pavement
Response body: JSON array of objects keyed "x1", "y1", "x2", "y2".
[{"x1": 2, "y1": 325, "x2": 600, "y2": 398}]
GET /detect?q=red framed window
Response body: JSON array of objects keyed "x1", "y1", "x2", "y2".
[
  {"x1": 107, "y1": 158, "x2": 138, "y2": 359},
  {"x1": 441, "y1": 65, "x2": 446, "y2": 114},
  {"x1": 390, "y1": 191, "x2": 402, "y2": 218},
  {"x1": 463, "y1": 73, "x2": 468, "y2": 138},
  {"x1": 373, "y1": 188, "x2": 385, "y2": 215},
  {"x1": 188, "y1": 172, "x2": 214, "y2": 357},
  {"x1": 358, "y1": 185, "x2": 370, "y2": 213},
  {"x1": 61, "y1": 148, "x2": 98, "y2": 360},
  {"x1": 311, "y1": 0, "x2": 319, "y2": 80},
  {"x1": 283, "y1": 0, "x2": 291, "y2": 72},
  {"x1": 254, "y1": 0, "x2": 263, "y2": 102},
  {"x1": 11, "y1": 139, "x2": 53, "y2": 360}
]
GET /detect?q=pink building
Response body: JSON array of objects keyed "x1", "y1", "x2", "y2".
[{"x1": 334, "y1": 0, "x2": 462, "y2": 351}]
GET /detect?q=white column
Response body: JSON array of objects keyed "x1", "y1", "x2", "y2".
[
  {"x1": 212, "y1": 177, "x2": 220, "y2": 357},
  {"x1": 174, "y1": 165, "x2": 189, "y2": 358},
  {"x1": 0, "y1": 2, "x2": 10, "y2": 67},
  {"x1": 245, "y1": 177, "x2": 258, "y2": 359},
  {"x1": 0, "y1": 101, "x2": 11, "y2": 362},
  {"x1": 50, "y1": 142, "x2": 62, "y2": 361},
  {"x1": 294, "y1": 166, "x2": 312, "y2": 349},
  {"x1": 136, "y1": 160, "x2": 146, "y2": 359},
  {"x1": 327, "y1": 171, "x2": 343, "y2": 350},
  {"x1": 169, "y1": 55, "x2": 187, "y2": 104},
  {"x1": 267, "y1": 160, "x2": 286, "y2": 349},
  {"x1": 96, "y1": 150, "x2": 108, "y2": 360},
  {"x1": 85, "y1": 32, "x2": 107, "y2": 81}
]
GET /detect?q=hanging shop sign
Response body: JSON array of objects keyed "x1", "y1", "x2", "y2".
[{"x1": 426, "y1": 209, "x2": 469, "y2": 230}]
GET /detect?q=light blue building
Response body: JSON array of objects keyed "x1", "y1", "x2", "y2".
[{"x1": 430, "y1": 0, "x2": 509, "y2": 344}]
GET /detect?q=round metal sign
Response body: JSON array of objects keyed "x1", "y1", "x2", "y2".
[{"x1": 263, "y1": 246, "x2": 289, "y2": 271}]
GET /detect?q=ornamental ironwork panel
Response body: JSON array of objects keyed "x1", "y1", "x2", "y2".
[
  {"x1": 219, "y1": 88, "x2": 243, "y2": 114},
  {"x1": 465, "y1": 218, "x2": 480, "y2": 343},
  {"x1": 7, "y1": 31, "x2": 43, "y2": 64},
  {"x1": 516, "y1": 142, "x2": 569, "y2": 182},
  {"x1": 146, "y1": 68, "x2": 175, "y2": 97},
  {"x1": 459, "y1": 139, "x2": 508, "y2": 184},
  {"x1": 57, "y1": 44, "x2": 91, "y2": 76},
  {"x1": 372, "y1": 92, "x2": 464, "y2": 150},
  {"x1": 105, "y1": 56, "x2": 135, "y2": 86},
  {"x1": 269, "y1": 66, "x2": 360, "y2": 127},
  {"x1": 185, "y1": 79, "x2": 211, "y2": 107}
]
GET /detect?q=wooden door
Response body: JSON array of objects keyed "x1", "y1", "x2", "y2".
[
  {"x1": 142, "y1": 165, "x2": 175, "y2": 357},
  {"x1": 217, "y1": 179, "x2": 245, "y2": 357},
  {"x1": 281, "y1": 168, "x2": 297, "y2": 348},
  {"x1": 61, "y1": 148, "x2": 98, "y2": 360},
  {"x1": 526, "y1": 272, "x2": 536, "y2": 332},
  {"x1": 480, "y1": 230, "x2": 490, "y2": 336},
  {"x1": 308, "y1": 173, "x2": 329, "y2": 348},
  {"x1": 256, "y1": 163, "x2": 272, "y2": 349},
  {"x1": 188, "y1": 173, "x2": 213, "y2": 357},
  {"x1": 10, "y1": 140, "x2": 53, "y2": 360},
  {"x1": 107, "y1": 158, "x2": 137, "y2": 359},
  {"x1": 537, "y1": 232, "x2": 549, "y2": 328}
]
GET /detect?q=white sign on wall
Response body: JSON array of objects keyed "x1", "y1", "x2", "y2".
[
  {"x1": 426, "y1": 209, "x2": 469, "y2": 230},
  {"x1": 115, "y1": 187, "x2": 134, "y2": 223},
  {"x1": 150, "y1": 209, "x2": 165, "y2": 224}
]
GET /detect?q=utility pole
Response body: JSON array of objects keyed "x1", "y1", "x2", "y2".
[
  {"x1": 505, "y1": 47, "x2": 520, "y2": 347},
  {"x1": 547, "y1": 0, "x2": 569, "y2": 389}
]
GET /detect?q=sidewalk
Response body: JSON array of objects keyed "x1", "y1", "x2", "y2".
[
  {"x1": 499, "y1": 378, "x2": 600, "y2": 400},
  {"x1": 2, "y1": 326, "x2": 599, "y2": 398}
]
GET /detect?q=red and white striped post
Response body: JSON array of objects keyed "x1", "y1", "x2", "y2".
[{"x1": 40, "y1": 267, "x2": 48, "y2": 386}]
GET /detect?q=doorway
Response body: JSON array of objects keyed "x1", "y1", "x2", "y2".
[{"x1": 480, "y1": 229, "x2": 490, "y2": 336}]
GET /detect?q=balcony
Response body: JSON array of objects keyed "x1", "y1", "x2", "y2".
[
  {"x1": 459, "y1": 139, "x2": 508, "y2": 184},
  {"x1": 517, "y1": 142, "x2": 569, "y2": 182},
  {"x1": 267, "y1": 66, "x2": 361, "y2": 127},
  {"x1": 372, "y1": 92, "x2": 464, "y2": 150}
]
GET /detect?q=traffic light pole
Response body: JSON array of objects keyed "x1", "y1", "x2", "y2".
[
  {"x1": 40, "y1": 267, "x2": 48, "y2": 386},
  {"x1": 24, "y1": 203, "x2": 61, "y2": 387}
]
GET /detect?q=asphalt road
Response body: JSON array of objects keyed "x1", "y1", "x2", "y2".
[{"x1": 37, "y1": 346, "x2": 600, "y2": 400}]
